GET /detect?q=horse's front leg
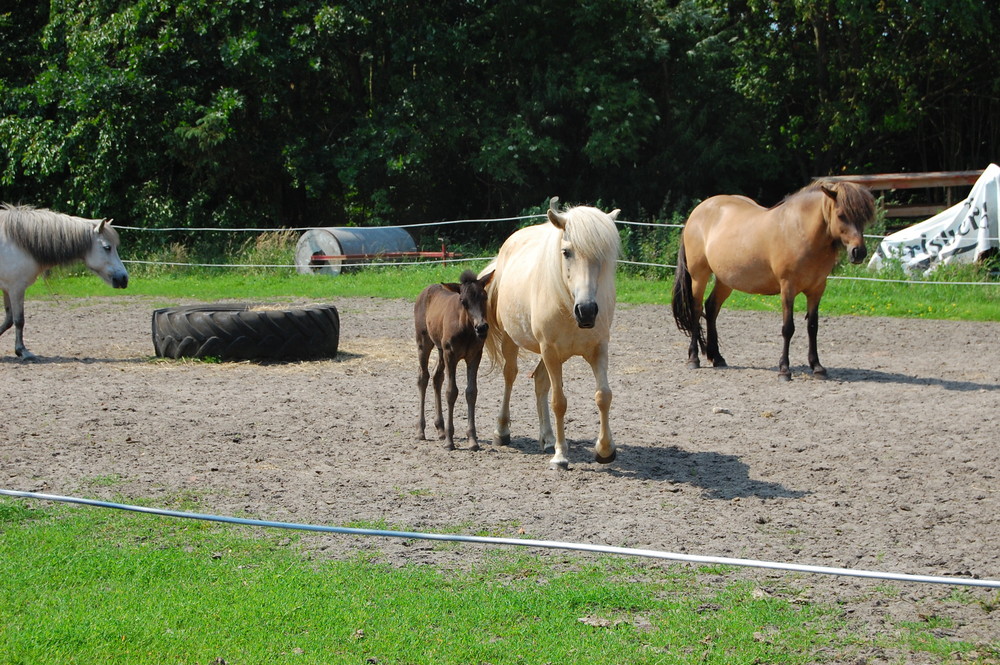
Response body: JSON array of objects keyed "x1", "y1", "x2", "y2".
[
  {"x1": 464, "y1": 348, "x2": 483, "y2": 451},
  {"x1": 492, "y1": 335, "x2": 519, "y2": 446},
  {"x1": 540, "y1": 348, "x2": 569, "y2": 470},
  {"x1": 588, "y1": 342, "x2": 615, "y2": 464},
  {"x1": 531, "y1": 359, "x2": 555, "y2": 453},
  {"x1": 805, "y1": 290, "x2": 826, "y2": 378},
  {"x1": 5, "y1": 290, "x2": 35, "y2": 361},
  {"x1": 778, "y1": 287, "x2": 796, "y2": 381},
  {"x1": 0, "y1": 291, "x2": 14, "y2": 340}
]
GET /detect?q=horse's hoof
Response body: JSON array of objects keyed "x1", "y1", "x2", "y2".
[
  {"x1": 542, "y1": 442, "x2": 555, "y2": 454},
  {"x1": 778, "y1": 372, "x2": 791, "y2": 382},
  {"x1": 595, "y1": 448, "x2": 617, "y2": 465},
  {"x1": 549, "y1": 460, "x2": 570, "y2": 471},
  {"x1": 442, "y1": 441, "x2": 455, "y2": 451},
  {"x1": 686, "y1": 360, "x2": 700, "y2": 370},
  {"x1": 712, "y1": 358, "x2": 728, "y2": 368},
  {"x1": 813, "y1": 367, "x2": 828, "y2": 379},
  {"x1": 468, "y1": 441, "x2": 481, "y2": 452},
  {"x1": 493, "y1": 433, "x2": 511, "y2": 446}
]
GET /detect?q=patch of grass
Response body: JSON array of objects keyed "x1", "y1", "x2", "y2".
[
  {"x1": 31, "y1": 259, "x2": 1000, "y2": 322},
  {"x1": 82, "y1": 474, "x2": 125, "y2": 489},
  {"x1": 1, "y1": 499, "x2": 992, "y2": 664}
]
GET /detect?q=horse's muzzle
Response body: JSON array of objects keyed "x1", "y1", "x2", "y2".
[
  {"x1": 848, "y1": 244, "x2": 868, "y2": 264},
  {"x1": 112, "y1": 273, "x2": 129, "y2": 289},
  {"x1": 574, "y1": 302, "x2": 598, "y2": 329},
  {"x1": 475, "y1": 323, "x2": 489, "y2": 340}
]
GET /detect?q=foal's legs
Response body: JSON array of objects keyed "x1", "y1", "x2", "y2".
[
  {"x1": 703, "y1": 282, "x2": 732, "y2": 368},
  {"x1": 442, "y1": 348, "x2": 461, "y2": 450},
  {"x1": 531, "y1": 359, "x2": 556, "y2": 453},
  {"x1": 431, "y1": 348, "x2": 447, "y2": 438},
  {"x1": 492, "y1": 335, "x2": 519, "y2": 446},
  {"x1": 415, "y1": 337, "x2": 433, "y2": 440},
  {"x1": 464, "y1": 347, "x2": 484, "y2": 450}
]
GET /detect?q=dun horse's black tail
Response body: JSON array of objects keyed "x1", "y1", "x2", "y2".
[{"x1": 670, "y1": 240, "x2": 707, "y2": 353}]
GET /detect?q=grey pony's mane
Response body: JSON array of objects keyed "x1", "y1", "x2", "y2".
[{"x1": 0, "y1": 203, "x2": 112, "y2": 266}]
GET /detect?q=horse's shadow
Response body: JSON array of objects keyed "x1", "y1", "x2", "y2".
[
  {"x1": 825, "y1": 366, "x2": 1000, "y2": 392},
  {"x1": 0, "y1": 355, "x2": 148, "y2": 366},
  {"x1": 504, "y1": 437, "x2": 808, "y2": 501},
  {"x1": 709, "y1": 362, "x2": 1000, "y2": 392}
]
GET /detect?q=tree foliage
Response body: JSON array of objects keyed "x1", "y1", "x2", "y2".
[{"x1": 1, "y1": 0, "x2": 997, "y2": 235}]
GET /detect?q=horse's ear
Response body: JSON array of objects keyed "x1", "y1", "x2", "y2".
[
  {"x1": 441, "y1": 282, "x2": 461, "y2": 293},
  {"x1": 478, "y1": 270, "x2": 495, "y2": 288},
  {"x1": 96, "y1": 218, "x2": 109, "y2": 232},
  {"x1": 608, "y1": 209, "x2": 621, "y2": 221},
  {"x1": 820, "y1": 185, "x2": 838, "y2": 201},
  {"x1": 547, "y1": 196, "x2": 568, "y2": 229}
]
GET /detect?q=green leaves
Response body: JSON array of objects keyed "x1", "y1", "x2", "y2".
[{"x1": 0, "y1": 1, "x2": 997, "y2": 232}]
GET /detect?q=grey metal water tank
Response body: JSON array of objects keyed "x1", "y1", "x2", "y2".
[{"x1": 295, "y1": 226, "x2": 417, "y2": 275}]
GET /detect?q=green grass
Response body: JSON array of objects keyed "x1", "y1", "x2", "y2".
[
  {"x1": 29, "y1": 260, "x2": 1000, "y2": 321},
  {"x1": 4, "y1": 499, "x2": 992, "y2": 665}
]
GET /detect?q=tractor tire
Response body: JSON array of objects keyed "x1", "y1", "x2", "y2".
[{"x1": 151, "y1": 304, "x2": 339, "y2": 361}]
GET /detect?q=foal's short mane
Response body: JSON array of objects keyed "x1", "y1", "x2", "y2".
[{"x1": 0, "y1": 203, "x2": 114, "y2": 266}]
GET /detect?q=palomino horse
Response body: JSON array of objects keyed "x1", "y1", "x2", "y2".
[
  {"x1": 415, "y1": 269, "x2": 494, "y2": 451},
  {"x1": 0, "y1": 203, "x2": 129, "y2": 360},
  {"x1": 481, "y1": 197, "x2": 621, "y2": 469},
  {"x1": 672, "y1": 181, "x2": 875, "y2": 380}
]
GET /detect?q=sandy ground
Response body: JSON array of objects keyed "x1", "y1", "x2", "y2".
[{"x1": 2, "y1": 294, "x2": 999, "y2": 661}]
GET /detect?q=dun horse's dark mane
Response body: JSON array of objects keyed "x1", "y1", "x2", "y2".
[
  {"x1": 0, "y1": 203, "x2": 108, "y2": 266},
  {"x1": 782, "y1": 181, "x2": 875, "y2": 228}
]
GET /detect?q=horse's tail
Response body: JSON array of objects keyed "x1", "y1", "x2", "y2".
[
  {"x1": 479, "y1": 261, "x2": 502, "y2": 371},
  {"x1": 671, "y1": 237, "x2": 707, "y2": 353}
]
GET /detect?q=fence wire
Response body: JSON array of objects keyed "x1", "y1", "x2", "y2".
[
  {"x1": 2, "y1": 490, "x2": 998, "y2": 589},
  {"x1": 115, "y1": 215, "x2": 1000, "y2": 286}
]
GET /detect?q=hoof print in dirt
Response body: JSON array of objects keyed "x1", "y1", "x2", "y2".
[{"x1": 151, "y1": 304, "x2": 339, "y2": 361}]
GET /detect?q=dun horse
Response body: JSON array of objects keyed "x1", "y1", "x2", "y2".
[
  {"x1": 0, "y1": 203, "x2": 129, "y2": 360},
  {"x1": 481, "y1": 197, "x2": 621, "y2": 469},
  {"x1": 672, "y1": 181, "x2": 875, "y2": 380},
  {"x1": 415, "y1": 269, "x2": 494, "y2": 450}
]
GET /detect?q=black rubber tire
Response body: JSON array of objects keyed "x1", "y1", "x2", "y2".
[{"x1": 151, "y1": 304, "x2": 340, "y2": 360}]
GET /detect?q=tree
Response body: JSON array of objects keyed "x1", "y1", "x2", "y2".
[
  {"x1": 705, "y1": 0, "x2": 1000, "y2": 191},
  {"x1": 1, "y1": 0, "x2": 997, "y2": 237}
]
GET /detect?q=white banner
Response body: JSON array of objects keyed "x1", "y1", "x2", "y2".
[{"x1": 868, "y1": 163, "x2": 1000, "y2": 274}]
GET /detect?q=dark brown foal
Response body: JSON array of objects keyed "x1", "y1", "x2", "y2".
[{"x1": 415, "y1": 269, "x2": 494, "y2": 450}]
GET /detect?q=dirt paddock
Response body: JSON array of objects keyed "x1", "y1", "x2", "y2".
[{"x1": 2, "y1": 295, "x2": 999, "y2": 656}]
